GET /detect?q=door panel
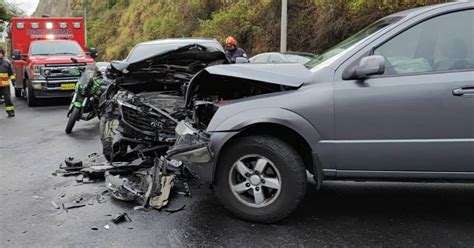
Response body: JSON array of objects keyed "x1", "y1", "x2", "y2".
[
  {"x1": 334, "y1": 71, "x2": 474, "y2": 172},
  {"x1": 334, "y1": 10, "x2": 474, "y2": 173}
]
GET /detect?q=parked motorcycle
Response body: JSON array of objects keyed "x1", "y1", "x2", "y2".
[{"x1": 65, "y1": 65, "x2": 109, "y2": 134}]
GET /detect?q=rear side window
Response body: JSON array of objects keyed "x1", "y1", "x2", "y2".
[
  {"x1": 269, "y1": 54, "x2": 285, "y2": 63},
  {"x1": 374, "y1": 9, "x2": 474, "y2": 75},
  {"x1": 252, "y1": 54, "x2": 269, "y2": 63}
]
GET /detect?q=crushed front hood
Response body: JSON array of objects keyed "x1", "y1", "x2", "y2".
[
  {"x1": 185, "y1": 63, "x2": 310, "y2": 107},
  {"x1": 110, "y1": 44, "x2": 228, "y2": 75},
  {"x1": 202, "y1": 63, "x2": 311, "y2": 87}
]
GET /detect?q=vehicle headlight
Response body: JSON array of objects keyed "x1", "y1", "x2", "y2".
[
  {"x1": 175, "y1": 121, "x2": 198, "y2": 136},
  {"x1": 33, "y1": 64, "x2": 44, "y2": 74}
]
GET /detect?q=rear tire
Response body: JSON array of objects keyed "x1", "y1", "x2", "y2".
[
  {"x1": 65, "y1": 107, "x2": 80, "y2": 134},
  {"x1": 215, "y1": 135, "x2": 307, "y2": 223},
  {"x1": 26, "y1": 79, "x2": 38, "y2": 107}
]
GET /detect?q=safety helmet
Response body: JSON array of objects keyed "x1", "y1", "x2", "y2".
[{"x1": 225, "y1": 36, "x2": 238, "y2": 46}]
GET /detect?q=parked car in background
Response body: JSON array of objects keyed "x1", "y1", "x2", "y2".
[
  {"x1": 249, "y1": 52, "x2": 317, "y2": 64},
  {"x1": 174, "y1": 1, "x2": 474, "y2": 223}
]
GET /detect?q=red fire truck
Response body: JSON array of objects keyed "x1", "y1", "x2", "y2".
[{"x1": 6, "y1": 17, "x2": 97, "y2": 106}]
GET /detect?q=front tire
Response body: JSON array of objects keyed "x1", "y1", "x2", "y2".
[
  {"x1": 26, "y1": 79, "x2": 38, "y2": 107},
  {"x1": 215, "y1": 135, "x2": 307, "y2": 223},
  {"x1": 65, "y1": 107, "x2": 81, "y2": 134}
]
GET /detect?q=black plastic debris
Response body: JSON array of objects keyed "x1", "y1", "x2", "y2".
[
  {"x1": 91, "y1": 226, "x2": 98, "y2": 231},
  {"x1": 61, "y1": 157, "x2": 83, "y2": 171},
  {"x1": 112, "y1": 213, "x2": 131, "y2": 224},
  {"x1": 64, "y1": 203, "x2": 86, "y2": 210},
  {"x1": 62, "y1": 203, "x2": 68, "y2": 213}
]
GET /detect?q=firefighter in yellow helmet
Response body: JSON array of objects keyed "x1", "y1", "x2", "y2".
[{"x1": 0, "y1": 48, "x2": 16, "y2": 117}]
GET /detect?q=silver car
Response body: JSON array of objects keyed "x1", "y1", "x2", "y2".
[{"x1": 181, "y1": 1, "x2": 474, "y2": 223}]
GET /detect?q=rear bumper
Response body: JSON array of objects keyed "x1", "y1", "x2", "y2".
[{"x1": 31, "y1": 79, "x2": 77, "y2": 98}]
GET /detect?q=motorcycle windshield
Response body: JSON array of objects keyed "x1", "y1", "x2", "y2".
[{"x1": 78, "y1": 69, "x2": 94, "y2": 87}]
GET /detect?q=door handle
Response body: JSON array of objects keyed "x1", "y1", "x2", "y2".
[{"x1": 453, "y1": 86, "x2": 474, "y2": 96}]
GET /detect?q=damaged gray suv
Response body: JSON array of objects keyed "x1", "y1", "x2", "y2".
[{"x1": 180, "y1": 2, "x2": 473, "y2": 223}]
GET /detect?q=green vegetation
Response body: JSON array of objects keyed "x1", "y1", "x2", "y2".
[{"x1": 68, "y1": 0, "x2": 449, "y2": 60}]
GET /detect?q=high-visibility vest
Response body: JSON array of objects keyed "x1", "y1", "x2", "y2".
[
  {"x1": 0, "y1": 72, "x2": 9, "y2": 87},
  {"x1": 0, "y1": 59, "x2": 15, "y2": 87}
]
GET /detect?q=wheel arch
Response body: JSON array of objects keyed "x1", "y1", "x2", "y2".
[{"x1": 209, "y1": 108, "x2": 325, "y2": 185}]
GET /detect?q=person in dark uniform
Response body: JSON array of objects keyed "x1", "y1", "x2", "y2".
[
  {"x1": 224, "y1": 36, "x2": 247, "y2": 62},
  {"x1": 0, "y1": 49, "x2": 16, "y2": 117}
]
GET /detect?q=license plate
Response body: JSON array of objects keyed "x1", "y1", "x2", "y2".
[{"x1": 61, "y1": 83, "x2": 76, "y2": 90}]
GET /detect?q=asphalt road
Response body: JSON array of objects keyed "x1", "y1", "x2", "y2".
[{"x1": 1, "y1": 94, "x2": 474, "y2": 247}]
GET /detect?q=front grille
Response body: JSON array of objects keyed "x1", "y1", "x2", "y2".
[
  {"x1": 121, "y1": 105, "x2": 154, "y2": 132},
  {"x1": 41, "y1": 64, "x2": 86, "y2": 78}
]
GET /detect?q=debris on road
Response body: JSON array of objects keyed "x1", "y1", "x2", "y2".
[
  {"x1": 61, "y1": 157, "x2": 83, "y2": 171},
  {"x1": 63, "y1": 203, "x2": 86, "y2": 210},
  {"x1": 57, "y1": 123, "x2": 205, "y2": 214},
  {"x1": 62, "y1": 203, "x2": 68, "y2": 213},
  {"x1": 104, "y1": 224, "x2": 110, "y2": 230},
  {"x1": 112, "y1": 213, "x2": 131, "y2": 224},
  {"x1": 51, "y1": 201, "x2": 60, "y2": 209},
  {"x1": 91, "y1": 226, "x2": 98, "y2": 231},
  {"x1": 150, "y1": 175, "x2": 175, "y2": 209},
  {"x1": 75, "y1": 175, "x2": 84, "y2": 183}
]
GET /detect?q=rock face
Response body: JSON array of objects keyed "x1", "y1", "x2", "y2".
[{"x1": 32, "y1": 0, "x2": 74, "y2": 17}]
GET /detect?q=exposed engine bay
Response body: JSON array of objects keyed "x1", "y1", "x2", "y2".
[{"x1": 94, "y1": 42, "x2": 307, "y2": 208}]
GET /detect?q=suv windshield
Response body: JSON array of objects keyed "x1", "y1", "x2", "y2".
[
  {"x1": 305, "y1": 16, "x2": 403, "y2": 69},
  {"x1": 126, "y1": 42, "x2": 223, "y2": 63},
  {"x1": 30, "y1": 41, "x2": 84, "y2": 56}
]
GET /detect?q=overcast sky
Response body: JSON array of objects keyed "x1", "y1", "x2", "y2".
[{"x1": 6, "y1": 0, "x2": 40, "y2": 16}]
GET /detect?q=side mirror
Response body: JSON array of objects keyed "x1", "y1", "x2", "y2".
[
  {"x1": 234, "y1": 57, "x2": 250, "y2": 64},
  {"x1": 354, "y1": 55, "x2": 385, "y2": 79},
  {"x1": 89, "y1": 48, "x2": 98, "y2": 59},
  {"x1": 12, "y1": 50, "x2": 21, "y2": 60}
]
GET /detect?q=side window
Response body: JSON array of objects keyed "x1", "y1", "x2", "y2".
[
  {"x1": 374, "y1": 10, "x2": 474, "y2": 75},
  {"x1": 253, "y1": 54, "x2": 268, "y2": 63},
  {"x1": 269, "y1": 54, "x2": 285, "y2": 63}
]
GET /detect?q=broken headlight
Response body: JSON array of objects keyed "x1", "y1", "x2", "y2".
[{"x1": 167, "y1": 121, "x2": 212, "y2": 164}]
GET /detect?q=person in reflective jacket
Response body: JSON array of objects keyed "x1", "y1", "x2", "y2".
[
  {"x1": 0, "y1": 48, "x2": 16, "y2": 117},
  {"x1": 224, "y1": 36, "x2": 247, "y2": 62}
]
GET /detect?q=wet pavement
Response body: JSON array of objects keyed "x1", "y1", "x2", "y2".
[{"x1": 1, "y1": 95, "x2": 474, "y2": 247}]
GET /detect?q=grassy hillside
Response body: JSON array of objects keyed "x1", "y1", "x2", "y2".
[{"x1": 63, "y1": 0, "x2": 450, "y2": 60}]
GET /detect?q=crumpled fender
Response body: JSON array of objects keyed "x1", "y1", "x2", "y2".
[
  {"x1": 191, "y1": 107, "x2": 324, "y2": 183},
  {"x1": 208, "y1": 107, "x2": 322, "y2": 150}
]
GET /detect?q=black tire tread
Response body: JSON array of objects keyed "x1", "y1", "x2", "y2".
[
  {"x1": 215, "y1": 135, "x2": 307, "y2": 223},
  {"x1": 65, "y1": 108, "x2": 80, "y2": 134},
  {"x1": 26, "y1": 80, "x2": 38, "y2": 107}
]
